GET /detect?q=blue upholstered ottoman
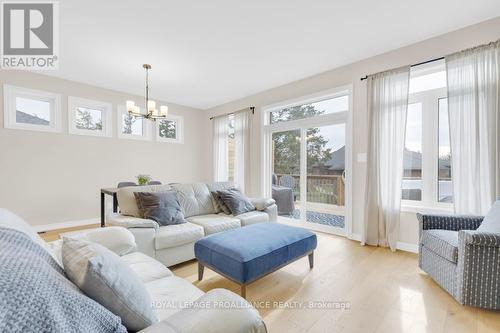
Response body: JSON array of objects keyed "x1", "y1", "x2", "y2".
[{"x1": 195, "y1": 223, "x2": 317, "y2": 298}]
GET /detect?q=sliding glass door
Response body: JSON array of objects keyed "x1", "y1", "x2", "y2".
[
  {"x1": 266, "y1": 86, "x2": 351, "y2": 236},
  {"x1": 305, "y1": 123, "x2": 346, "y2": 230}
]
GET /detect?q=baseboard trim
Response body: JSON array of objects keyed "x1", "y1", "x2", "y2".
[
  {"x1": 396, "y1": 241, "x2": 419, "y2": 254},
  {"x1": 34, "y1": 218, "x2": 100, "y2": 233},
  {"x1": 349, "y1": 233, "x2": 417, "y2": 253}
]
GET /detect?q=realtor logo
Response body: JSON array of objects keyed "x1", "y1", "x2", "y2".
[{"x1": 1, "y1": 1, "x2": 59, "y2": 69}]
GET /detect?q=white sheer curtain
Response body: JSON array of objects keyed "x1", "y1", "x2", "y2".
[
  {"x1": 213, "y1": 116, "x2": 229, "y2": 182},
  {"x1": 446, "y1": 42, "x2": 500, "y2": 215},
  {"x1": 364, "y1": 66, "x2": 410, "y2": 251},
  {"x1": 234, "y1": 109, "x2": 252, "y2": 192}
]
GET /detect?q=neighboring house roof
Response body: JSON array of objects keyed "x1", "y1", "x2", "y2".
[
  {"x1": 314, "y1": 146, "x2": 450, "y2": 171},
  {"x1": 16, "y1": 111, "x2": 50, "y2": 125}
]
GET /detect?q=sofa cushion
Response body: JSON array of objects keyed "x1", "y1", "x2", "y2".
[
  {"x1": 154, "y1": 222, "x2": 204, "y2": 250},
  {"x1": 117, "y1": 184, "x2": 172, "y2": 217},
  {"x1": 121, "y1": 252, "x2": 173, "y2": 283},
  {"x1": 217, "y1": 188, "x2": 255, "y2": 216},
  {"x1": 134, "y1": 191, "x2": 186, "y2": 226},
  {"x1": 171, "y1": 183, "x2": 216, "y2": 218},
  {"x1": 146, "y1": 276, "x2": 204, "y2": 321},
  {"x1": 186, "y1": 214, "x2": 241, "y2": 235},
  {"x1": 478, "y1": 199, "x2": 500, "y2": 233},
  {"x1": 206, "y1": 182, "x2": 234, "y2": 213},
  {"x1": 236, "y1": 211, "x2": 269, "y2": 226},
  {"x1": 62, "y1": 238, "x2": 158, "y2": 331},
  {"x1": 421, "y1": 229, "x2": 459, "y2": 263}
]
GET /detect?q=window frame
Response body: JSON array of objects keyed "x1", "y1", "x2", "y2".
[
  {"x1": 155, "y1": 114, "x2": 184, "y2": 144},
  {"x1": 68, "y1": 96, "x2": 112, "y2": 137},
  {"x1": 3, "y1": 84, "x2": 62, "y2": 133},
  {"x1": 401, "y1": 86, "x2": 453, "y2": 213},
  {"x1": 117, "y1": 105, "x2": 152, "y2": 141}
]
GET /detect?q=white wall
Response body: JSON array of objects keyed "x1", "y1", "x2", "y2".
[
  {"x1": 0, "y1": 70, "x2": 211, "y2": 227},
  {"x1": 205, "y1": 17, "x2": 500, "y2": 247}
]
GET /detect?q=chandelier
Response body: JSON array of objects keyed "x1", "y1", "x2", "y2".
[{"x1": 126, "y1": 64, "x2": 168, "y2": 121}]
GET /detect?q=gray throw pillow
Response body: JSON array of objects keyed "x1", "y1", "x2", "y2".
[
  {"x1": 211, "y1": 191, "x2": 232, "y2": 215},
  {"x1": 62, "y1": 238, "x2": 158, "y2": 332},
  {"x1": 134, "y1": 191, "x2": 186, "y2": 226},
  {"x1": 217, "y1": 188, "x2": 255, "y2": 216}
]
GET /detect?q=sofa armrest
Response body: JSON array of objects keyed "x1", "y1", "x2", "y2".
[
  {"x1": 417, "y1": 213, "x2": 483, "y2": 232},
  {"x1": 249, "y1": 197, "x2": 276, "y2": 211},
  {"x1": 139, "y1": 289, "x2": 267, "y2": 333},
  {"x1": 459, "y1": 230, "x2": 500, "y2": 247},
  {"x1": 107, "y1": 213, "x2": 159, "y2": 230}
]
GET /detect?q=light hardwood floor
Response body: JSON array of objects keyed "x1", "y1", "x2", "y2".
[{"x1": 41, "y1": 227, "x2": 500, "y2": 332}]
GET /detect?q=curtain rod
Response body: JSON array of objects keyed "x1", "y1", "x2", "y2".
[
  {"x1": 360, "y1": 56, "x2": 444, "y2": 81},
  {"x1": 360, "y1": 39, "x2": 500, "y2": 81},
  {"x1": 209, "y1": 107, "x2": 255, "y2": 120}
]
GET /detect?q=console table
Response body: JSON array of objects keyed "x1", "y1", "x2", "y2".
[{"x1": 100, "y1": 187, "x2": 119, "y2": 227}]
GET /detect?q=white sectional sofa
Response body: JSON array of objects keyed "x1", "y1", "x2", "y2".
[
  {"x1": 107, "y1": 182, "x2": 277, "y2": 267},
  {"x1": 0, "y1": 209, "x2": 267, "y2": 333}
]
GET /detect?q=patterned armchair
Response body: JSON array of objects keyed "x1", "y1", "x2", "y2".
[{"x1": 417, "y1": 199, "x2": 500, "y2": 310}]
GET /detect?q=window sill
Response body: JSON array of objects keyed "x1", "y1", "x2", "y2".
[{"x1": 400, "y1": 204, "x2": 454, "y2": 215}]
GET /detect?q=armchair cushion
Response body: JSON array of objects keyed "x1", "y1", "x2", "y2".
[{"x1": 421, "y1": 230, "x2": 459, "y2": 263}]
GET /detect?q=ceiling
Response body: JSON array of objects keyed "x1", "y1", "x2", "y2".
[{"x1": 47, "y1": 1, "x2": 500, "y2": 109}]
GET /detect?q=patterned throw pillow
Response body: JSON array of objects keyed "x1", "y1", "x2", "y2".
[
  {"x1": 134, "y1": 191, "x2": 186, "y2": 226},
  {"x1": 211, "y1": 191, "x2": 232, "y2": 215},
  {"x1": 216, "y1": 188, "x2": 255, "y2": 216}
]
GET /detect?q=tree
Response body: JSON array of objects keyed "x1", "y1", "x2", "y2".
[
  {"x1": 272, "y1": 105, "x2": 332, "y2": 175},
  {"x1": 75, "y1": 107, "x2": 101, "y2": 131},
  {"x1": 122, "y1": 113, "x2": 136, "y2": 134},
  {"x1": 159, "y1": 120, "x2": 176, "y2": 138}
]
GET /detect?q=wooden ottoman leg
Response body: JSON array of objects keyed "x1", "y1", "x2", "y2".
[
  {"x1": 198, "y1": 263, "x2": 204, "y2": 281},
  {"x1": 241, "y1": 285, "x2": 246, "y2": 299},
  {"x1": 308, "y1": 252, "x2": 314, "y2": 269}
]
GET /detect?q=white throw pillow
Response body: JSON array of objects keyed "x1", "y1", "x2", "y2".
[{"x1": 62, "y1": 238, "x2": 158, "y2": 331}]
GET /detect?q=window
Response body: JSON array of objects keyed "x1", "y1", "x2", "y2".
[
  {"x1": 3, "y1": 85, "x2": 61, "y2": 132},
  {"x1": 117, "y1": 105, "x2": 152, "y2": 140},
  {"x1": 269, "y1": 93, "x2": 349, "y2": 124},
  {"x1": 438, "y1": 98, "x2": 452, "y2": 203},
  {"x1": 402, "y1": 103, "x2": 423, "y2": 201},
  {"x1": 156, "y1": 115, "x2": 184, "y2": 143},
  {"x1": 402, "y1": 60, "x2": 453, "y2": 209},
  {"x1": 68, "y1": 97, "x2": 112, "y2": 137}
]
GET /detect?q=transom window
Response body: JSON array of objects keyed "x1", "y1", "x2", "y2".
[
  {"x1": 117, "y1": 105, "x2": 151, "y2": 140},
  {"x1": 68, "y1": 97, "x2": 112, "y2": 137},
  {"x1": 402, "y1": 60, "x2": 453, "y2": 210},
  {"x1": 3, "y1": 85, "x2": 61, "y2": 133},
  {"x1": 269, "y1": 94, "x2": 349, "y2": 124},
  {"x1": 156, "y1": 115, "x2": 184, "y2": 143}
]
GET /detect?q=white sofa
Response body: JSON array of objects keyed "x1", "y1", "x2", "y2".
[
  {"x1": 107, "y1": 182, "x2": 278, "y2": 267},
  {"x1": 0, "y1": 209, "x2": 267, "y2": 333}
]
